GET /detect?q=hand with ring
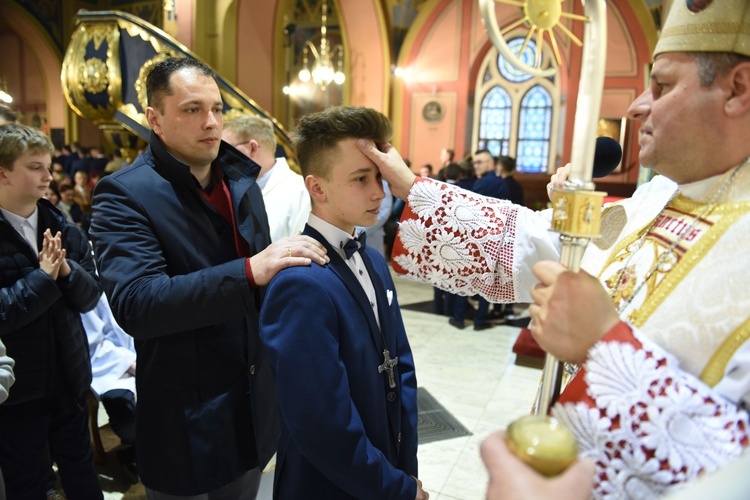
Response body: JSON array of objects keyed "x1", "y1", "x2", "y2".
[{"x1": 249, "y1": 235, "x2": 329, "y2": 286}]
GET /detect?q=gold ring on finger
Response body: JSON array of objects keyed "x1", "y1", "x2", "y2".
[{"x1": 287, "y1": 246, "x2": 292, "y2": 258}]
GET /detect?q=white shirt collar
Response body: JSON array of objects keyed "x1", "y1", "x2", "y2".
[
  {"x1": 1, "y1": 205, "x2": 39, "y2": 251},
  {"x1": 307, "y1": 213, "x2": 359, "y2": 261}
]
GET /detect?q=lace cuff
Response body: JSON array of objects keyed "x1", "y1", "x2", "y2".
[
  {"x1": 553, "y1": 322, "x2": 749, "y2": 499},
  {"x1": 390, "y1": 178, "x2": 519, "y2": 303}
]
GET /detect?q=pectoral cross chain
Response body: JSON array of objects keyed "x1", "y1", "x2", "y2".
[{"x1": 378, "y1": 349, "x2": 399, "y2": 388}]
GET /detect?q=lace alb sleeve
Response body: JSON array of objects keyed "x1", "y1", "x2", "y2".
[
  {"x1": 390, "y1": 178, "x2": 559, "y2": 303},
  {"x1": 552, "y1": 322, "x2": 749, "y2": 499}
]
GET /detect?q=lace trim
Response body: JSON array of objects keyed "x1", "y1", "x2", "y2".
[
  {"x1": 393, "y1": 180, "x2": 519, "y2": 303},
  {"x1": 553, "y1": 340, "x2": 749, "y2": 499}
]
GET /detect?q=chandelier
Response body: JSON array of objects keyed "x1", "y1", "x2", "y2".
[
  {"x1": 0, "y1": 77, "x2": 12, "y2": 104},
  {"x1": 298, "y1": 0, "x2": 345, "y2": 90}
]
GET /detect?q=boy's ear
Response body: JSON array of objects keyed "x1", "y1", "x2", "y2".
[{"x1": 305, "y1": 174, "x2": 326, "y2": 203}]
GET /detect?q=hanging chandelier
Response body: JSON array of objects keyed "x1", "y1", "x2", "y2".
[
  {"x1": 298, "y1": 0, "x2": 345, "y2": 90},
  {"x1": 0, "y1": 76, "x2": 12, "y2": 104}
]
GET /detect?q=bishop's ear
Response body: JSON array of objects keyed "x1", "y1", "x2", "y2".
[{"x1": 725, "y1": 61, "x2": 750, "y2": 116}]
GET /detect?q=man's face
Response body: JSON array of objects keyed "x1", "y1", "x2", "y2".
[
  {"x1": 627, "y1": 52, "x2": 728, "y2": 184},
  {"x1": 473, "y1": 152, "x2": 494, "y2": 177},
  {"x1": 0, "y1": 152, "x2": 52, "y2": 207},
  {"x1": 146, "y1": 68, "x2": 224, "y2": 170},
  {"x1": 222, "y1": 129, "x2": 276, "y2": 178},
  {"x1": 311, "y1": 138, "x2": 385, "y2": 234}
]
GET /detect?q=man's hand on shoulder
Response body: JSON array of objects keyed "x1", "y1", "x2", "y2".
[{"x1": 249, "y1": 235, "x2": 329, "y2": 286}]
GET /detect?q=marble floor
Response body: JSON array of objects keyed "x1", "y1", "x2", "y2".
[{"x1": 96, "y1": 268, "x2": 542, "y2": 499}]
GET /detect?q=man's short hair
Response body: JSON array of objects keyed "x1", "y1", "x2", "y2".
[
  {"x1": 292, "y1": 106, "x2": 392, "y2": 179},
  {"x1": 458, "y1": 160, "x2": 474, "y2": 178},
  {"x1": 146, "y1": 57, "x2": 216, "y2": 112},
  {"x1": 0, "y1": 123, "x2": 54, "y2": 170},
  {"x1": 224, "y1": 114, "x2": 277, "y2": 151},
  {"x1": 444, "y1": 162, "x2": 462, "y2": 181},
  {"x1": 0, "y1": 104, "x2": 18, "y2": 124},
  {"x1": 473, "y1": 148, "x2": 492, "y2": 158},
  {"x1": 444, "y1": 148, "x2": 454, "y2": 161},
  {"x1": 691, "y1": 52, "x2": 750, "y2": 87},
  {"x1": 498, "y1": 155, "x2": 517, "y2": 173}
]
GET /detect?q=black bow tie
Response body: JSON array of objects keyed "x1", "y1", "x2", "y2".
[{"x1": 343, "y1": 232, "x2": 367, "y2": 259}]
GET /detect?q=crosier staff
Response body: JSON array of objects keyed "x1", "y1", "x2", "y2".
[{"x1": 479, "y1": 0, "x2": 609, "y2": 416}]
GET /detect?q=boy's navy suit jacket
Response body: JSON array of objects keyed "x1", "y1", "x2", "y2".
[{"x1": 260, "y1": 225, "x2": 419, "y2": 499}]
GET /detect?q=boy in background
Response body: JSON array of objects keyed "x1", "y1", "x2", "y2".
[
  {"x1": 0, "y1": 123, "x2": 103, "y2": 498},
  {"x1": 259, "y1": 107, "x2": 427, "y2": 499}
]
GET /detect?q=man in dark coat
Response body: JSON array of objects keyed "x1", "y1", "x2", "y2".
[
  {"x1": 89, "y1": 57, "x2": 328, "y2": 498},
  {"x1": 0, "y1": 123, "x2": 103, "y2": 499}
]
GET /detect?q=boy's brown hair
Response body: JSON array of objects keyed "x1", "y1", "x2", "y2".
[
  {"x1": 292, "y1": 106, "x2": 392, "y2": 179},
  {"x1": 0, "y1": 123, "x2": 54, "y2": 170}
]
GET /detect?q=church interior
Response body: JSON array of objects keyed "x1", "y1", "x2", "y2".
[{"x1": 0, "y1": 0, "x2": 670, "y2": 498}]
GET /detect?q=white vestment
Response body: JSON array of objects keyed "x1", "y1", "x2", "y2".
[
  {"x1": 83, "y1": 293, "x2": 136, "y2": 397},
  {"x1": 391, "y1": 165, "x2": 750, "y2": 498},
  {"x1": 259, "y1": 157, "x2": 311, "y2": 242}
]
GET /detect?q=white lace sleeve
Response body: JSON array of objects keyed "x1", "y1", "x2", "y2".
[
  {"x1": 391, "y1": 178, "x2": 560, "y2": 303},
  {"x1": 552, "y1": 323, "x2": 750, "y2": 499}
]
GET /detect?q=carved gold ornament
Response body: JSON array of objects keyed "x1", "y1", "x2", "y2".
[{"x1": 79, "y1": 57, "x2": 110, "y2": 94}]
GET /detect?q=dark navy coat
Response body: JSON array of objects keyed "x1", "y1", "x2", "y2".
[
  {"x1": 260, "y1": 225, "x2": 419, "y2": 499},
  {"x1": 472, "y1": 172, "x2": 510, "y2": 200},
  {"x1": 90, "y1": 132, "x2": 278, "y2": 495},
  {"x1": 0, "y1": 199, "x2": 100, "y2": 410}
]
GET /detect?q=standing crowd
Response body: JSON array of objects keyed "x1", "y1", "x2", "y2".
[{"x1": 2, "y1": 1, "x2": 750, "y2": 499}]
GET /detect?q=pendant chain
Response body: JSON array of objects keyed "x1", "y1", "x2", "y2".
[{"x1": 610, "y1": 159, "x2": 749, "y2": 315}]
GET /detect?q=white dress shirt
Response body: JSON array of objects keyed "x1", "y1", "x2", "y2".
[
  {"x1": 307, "y1": 213, "x2": 380, "y2": 328},
  {"x1": 1, "y1": 206, "x2": 39, "y2": 252}
]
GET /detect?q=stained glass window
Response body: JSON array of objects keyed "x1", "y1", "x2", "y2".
[
  {"x1": 517, "y1": 86, "x2": 552, "y2": 172},
  {"x1": 475, "y1": 36, "x2": 557, "y2": 173},
  {"x1": 477, "y1": 87, "x2": 511, "y2": 157},
  {"x1": 498, "y1": 39, "x2": 536, "y2": 83}
]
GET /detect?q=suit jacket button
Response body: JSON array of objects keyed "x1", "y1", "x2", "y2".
[
  {"x1": 249, "y1": 364, "x2": 256, "y2": 375},
  {"x1": 387, "y1": 392, "x2": 396, "y2": 402},
  {"x1": 398, "y1": 432, "x2": 402, "y2": 443}
]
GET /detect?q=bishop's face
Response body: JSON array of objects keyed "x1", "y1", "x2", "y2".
[{"x1": 627, "y1": 52, "x2": 731, "y2": 184}]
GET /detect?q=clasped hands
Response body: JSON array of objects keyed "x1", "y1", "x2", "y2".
[{"x1": 39, "y1": 229, "x2": 71, "y2": 281}]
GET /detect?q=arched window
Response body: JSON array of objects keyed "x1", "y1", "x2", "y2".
[
  {"x1": 477, "y1": 87, "x2": 511, "y2": 157},
  {"x1": 518, "y1": 86, "x2": 553, "y2": 173},
  {"x1": 473, "y1": 36, "x2": 560, "y2": 173}
]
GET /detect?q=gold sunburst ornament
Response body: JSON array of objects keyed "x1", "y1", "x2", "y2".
[{"x1": 479, "y1": 0, "x2": 591, "y2": 76}]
